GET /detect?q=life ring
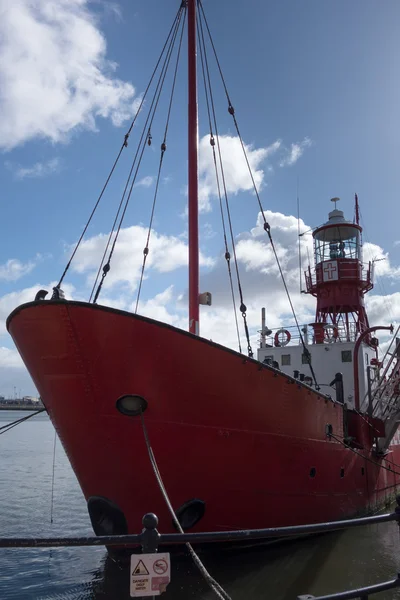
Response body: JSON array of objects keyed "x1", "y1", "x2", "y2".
[
  {"x1": 324, "y1": 324, "x2": 339, "y2": 343},
  {"x1": 274, "y1": 328, "x2": 291, "y2": 347}
]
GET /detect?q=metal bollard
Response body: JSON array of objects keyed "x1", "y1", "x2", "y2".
[{"x1": 140, "y1": 513, "x2": 160, "y2": 554}]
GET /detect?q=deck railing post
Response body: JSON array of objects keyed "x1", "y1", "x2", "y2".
[{"x1": 140, "y1": 513, "x2": 160, "y2": 553}]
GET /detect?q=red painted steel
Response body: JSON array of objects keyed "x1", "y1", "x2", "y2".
[
  {"x1": 188, "y1": 0, "x2": 199, "y2": 335},
  {"x1": 7, "y1": 301, "x2": 400, "y2": 536}
]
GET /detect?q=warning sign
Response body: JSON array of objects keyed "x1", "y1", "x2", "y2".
[
  {"x1": 153, "y1": 559, "x2": 168, "y2": 575},
  {"x1": 130, "y1": 553, "x2": 170, "y2": 597},
  {"x1": 132, "y1": 560, "x2": 149, "y2": 576}
]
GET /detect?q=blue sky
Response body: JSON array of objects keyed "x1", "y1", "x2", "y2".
[{"x1": 1, "y1": 0, "x2": 400, "y2": 396}]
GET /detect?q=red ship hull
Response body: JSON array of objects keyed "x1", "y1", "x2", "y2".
[{"x1": 7, "y1": 300, "x2": 400, "y2": 539}]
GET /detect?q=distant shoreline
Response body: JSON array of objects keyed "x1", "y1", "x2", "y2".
[{"x1": 0, "y1": 405, "x2": 45, "y2": 411}]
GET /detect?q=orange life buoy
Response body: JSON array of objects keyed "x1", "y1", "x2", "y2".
[{"x1": 274, "y1": 328, "x2": 291, "y2": 347}]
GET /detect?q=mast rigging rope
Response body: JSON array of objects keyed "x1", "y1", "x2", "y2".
[
  {"x1": 197, "y1": 3, "x2": 253, "y2": 357},
  {"x1": 56, "y1": 4, "x2": 185, "y2": 290},
  {"x1": 91, "y1": 5, "x2": 186, "y2": 304},
  {"x1": 198, "y1": 0, "x2": 318, "y2": 383},
  {"x1": 135, "y1": 7, "x2": 187, "y2": 313}
]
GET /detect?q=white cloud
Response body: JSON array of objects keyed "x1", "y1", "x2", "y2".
[
  {"x1": 363, "y1": 242, "x2": 400, "y2": 278},
  {"x1": 0, "y1": 347, "x2": 37, "y2": 397},
  {"x1": 0, "y1": 0, "x2": 137, "y2": 149},
  {"x1": 70, "y1": 224, "x2": 215, "y2": 290},
  {"x1": 0, "y1": 347, "x2": 24, "y2": 369},
  {"x1": 279, "y1": 137, "x2": 312, "y2": 167},
  {"x1": 3, "y1": 207, "x2": 400, "y2": 396},
  {"x1": 0, "y1": 258, "x2": 37, "y2": 282},
  {"x1": 5, "y1": 158, "x2": 61, "y2": 179},
  {"x1": 197, "y1": 135, "x2": 281, "y2": 212},
  {"x1": 136, "y1": 176, "x2": 154, "y2": 188}
]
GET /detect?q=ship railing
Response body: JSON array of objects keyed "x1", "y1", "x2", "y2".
[
  {"x1": 259, "y1": 323, "x2": 359, "y2": 348},
  {"x1": 367, "y1": 326, "x2": 400, "y2": 419},
  {"x1": 305, "y1": 261, "x2": 372, "y2": 291},
  {"x1": 1, "y1": 504, "x2": 400, "y2": 599},
  {"x1": 297, "y1": 575, "x2": 400, "y2": 599}
]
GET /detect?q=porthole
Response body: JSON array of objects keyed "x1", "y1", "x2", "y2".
[{"x1": 116, "y1": 394, "x2": 147, "y2": 416}]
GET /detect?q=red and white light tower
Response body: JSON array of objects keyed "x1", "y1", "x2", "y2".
[{"x1": 305, "y1": 197, "x2": 374, "y2": 343}]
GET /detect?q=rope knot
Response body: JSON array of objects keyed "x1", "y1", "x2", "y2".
[
  {"x1": 263, "y1": 222, "x2": 270, "y2": 233},
  {"x1": 143, "y1": 247, "x2": 149, "y2": 256},
  {"x1": 103, "y1": 263, "x2": 110, "y2": 274},
  {"x1": 147, "y1": 131, "x2": 152, "y2": 146},
  {"x1": 224, "y1": 251, "x2": 230, "y2": 261},
  {"x1": 161, "y1": 142, "x2": 166, "y2": 152},
  {"x1": 210, "y1": 136, "x2": 215, "y2": 147},
  {"x1": 123, "y1": 133, "x2": 129, "y2": 148},
  {"x1": 240, "y1": 303, "x2": 247, "y2": 314},
  {"x1": 228, "y1": 104, "x2": 235, "y2": 115}
]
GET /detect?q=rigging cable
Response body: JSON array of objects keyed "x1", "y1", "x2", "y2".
[
  {"x1": 330, "y1": 432, "x2": 400, "y2": 478},
  {"x1": 50, "y1": 431, "x2": 57, "y2": 524},
  {"x1": 57, "y1": 4, "x2": 185, "y2": 291},
  {"x1": 197, "y1": 3, "x2": 252, "y2": 357},
  {"x1": 135, "y1": 7, "x2": 187, "y2": 313},
  {"x1": 196, "y1": 10, "x2": 241, "y2": 353},
  {"x1": 140, "y1": 412, "x2": 232, "y2": 600},
  {"x1": 198, "y1": 0, "x2": 318, "y2": 383},
  {"x1": 91, "y1": 7, "x2": 186, "y2": 304},
  {"x1": 0, "y1": 408, "x2": 46, "y2": 436}
]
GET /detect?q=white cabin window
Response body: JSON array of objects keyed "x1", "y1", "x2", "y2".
[
  {"x1": 341, "y1": 350, "x2": 352, "y2": 363},
  {"x1": 263, "y1": 355, "x2": 273, "y2": 364},
  {"x1": 282, "y1": 354, "x2": 291, "y2": 366}
]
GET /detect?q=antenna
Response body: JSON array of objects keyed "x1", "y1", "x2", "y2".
[
  {"x1": 354, "y1": 193, "x2": 360, "y2": 225},
  {"x1": 297, "y1": 177, "x2": 302, "y2": 294},
  {"x1": 331, "y1": 197, "x2": 340, "y2": 209}
]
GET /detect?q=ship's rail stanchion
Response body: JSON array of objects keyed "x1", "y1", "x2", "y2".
[{"x1": 140, "y1": 513, "x2": 160, "y2": 553}]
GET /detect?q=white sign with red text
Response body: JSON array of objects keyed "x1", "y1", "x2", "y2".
[{"x1": 130, "y1": 553, "x2": 170, "y2": 597}]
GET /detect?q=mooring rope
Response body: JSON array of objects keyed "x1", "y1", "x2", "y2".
[
  {"x1": 140, "y1": 412, "x2": 233, "y2": 600},
  {"x1": 0, "y1": 408, "x2": 46, "y2": 435}
]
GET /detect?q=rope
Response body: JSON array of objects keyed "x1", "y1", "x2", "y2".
[
  {"x1": 92, "y1": 6, "x2": 185, "y2": 304},
  {"x1": 135, "y1": 7, "x2": 187, "y2": 313},
  {"x1": 140, "y1": 412, "x2": 233, "y2": 600},
  {"x1": 50, "y1": 431, "x2": 57, "y2": 524},
  {"x1": 197, "y1": 11, "x2": 241, "y2": 354},
  {"x1": 198, "y1": 0, "x2": 318, "y2": 381},
  {"x1": 330, "y1": 433, "x2": 400, "y2": 477},
  {"x1": 268, "y1": 229, "x2": 320, "y2": 389},
  {"x1": 57, "y1": 5, "x2": 184, "y2": 289},
  {"x1": 197, "y1": 5, "x2": 252, "y2": 358},
  {"x1": 0, "y1": 408, "x2": 46, "y2": 435}
]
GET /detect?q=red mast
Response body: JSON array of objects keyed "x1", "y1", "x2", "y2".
[{"x1": 188, "y1": 0, "x2": 199, "y2": 335}]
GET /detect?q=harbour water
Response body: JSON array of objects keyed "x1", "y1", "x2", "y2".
[{"x1": 1, "y1": 410, "x2": 400, "y2": 600}]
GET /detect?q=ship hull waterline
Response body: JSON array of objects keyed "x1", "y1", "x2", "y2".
[{"x1": 6, "y1": 300, "x2": 400, "y2": 546}]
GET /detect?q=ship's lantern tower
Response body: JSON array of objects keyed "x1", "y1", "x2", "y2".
[{"x1": 305, "y1": 198, "x2": 374, "y2": 343}]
